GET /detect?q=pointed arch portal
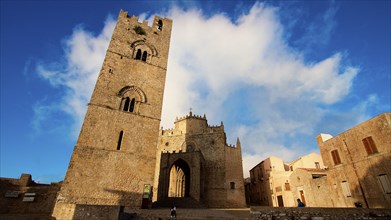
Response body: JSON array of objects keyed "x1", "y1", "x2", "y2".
[
  {"x1": 168, "y1": 159, "x2": 190, "y2": 198},
  {"x1": 156, "y1": 151, "x2": 205, "y2": 204}
]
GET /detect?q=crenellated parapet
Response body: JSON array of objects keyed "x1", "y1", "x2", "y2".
[
  {"x1": 119, "y1": 9, "x2": 171, "y2": 34},
  {"x1": 160, "y1": 112, "x2": 229, "y2": 135},
  {"x1": 174, "y1": 111, "x2": 206, "y2": 122},
  {"x1": 226, "y1": 144, "x2": 237, "y2": 148},
  {"x1": 206, "y1": 126, "x2": 224, "y2": 133},
  {"x1": 160, "y1": 127, "x2": 183, "y2": 136},
  {"x1": 225, "y1": 137, "x2": 242, "y2": 149},
  {"x1": 103, "y1": 9, "x2": 172, "y2": 72}
]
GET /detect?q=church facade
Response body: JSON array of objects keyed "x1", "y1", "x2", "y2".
[{"x1": 154, "y1": 112, "x2": 246, "y2": 208}]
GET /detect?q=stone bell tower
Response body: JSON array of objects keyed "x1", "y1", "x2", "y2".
[{"x1": 53, "y1": 10, "x2": 172, "y2": 218}]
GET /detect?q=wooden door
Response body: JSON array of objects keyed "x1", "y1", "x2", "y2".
[
  {"x1": 299, "y1": 190, "x2": 306, "y2": 204},
  {"x1": 277, "y1": 195, "x2": 284, "y2": 207}
]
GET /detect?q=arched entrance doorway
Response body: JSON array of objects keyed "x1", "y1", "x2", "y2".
[{"x1": 168, "y1": 159, "x2": 190, "y2": 198}]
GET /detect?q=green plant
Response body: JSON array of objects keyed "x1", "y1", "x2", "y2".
[{"x1": 133, "y1": 26, "x2": 146, "y2": 35}]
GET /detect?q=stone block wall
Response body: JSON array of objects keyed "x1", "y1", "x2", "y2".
[
  {"x1": 317, "y1": 113, "x2": 391, "y2": 208},
  {"x1": 225, "y1": 143, "x2": 246, "y2": 207},
  {"x1": 251, "y1": 206, "x2": 391, "y2": 220},
  {"x1": 53, "y1": 9, "x2": 172, "y2": 218},
  {"x1": 0, "y1": 174, "x2": 60, "y2": 216},
  {"x1": 154, "y1": 113, "x2": 246, "y2": 208}
]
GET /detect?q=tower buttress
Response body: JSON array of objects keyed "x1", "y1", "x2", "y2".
[{"x1": 236, "y1": 137, "x2": 241, "y2": 149}]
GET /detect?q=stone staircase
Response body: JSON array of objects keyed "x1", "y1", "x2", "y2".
[
  {"x1": 119, "y1": 207, "x2": 251, "y2": 220},
  {"x1": 152, "y1": 197, "x2": 206, "y2": 208}
]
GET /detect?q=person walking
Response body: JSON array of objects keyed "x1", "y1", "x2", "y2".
[
  {"x1": 170, "y1": 205, "x2": 177, "y2": 218},
  {"x1": 297, "y1": 198, "x2": 306, "y2": 207}
]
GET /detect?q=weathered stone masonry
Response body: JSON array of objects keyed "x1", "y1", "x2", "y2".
[
  {"x1": 52, "y1": 10, "x2": 172, "y2": 219},
  {"x1": 153, "y1": 112, "x2": 246, "y2": 208}
]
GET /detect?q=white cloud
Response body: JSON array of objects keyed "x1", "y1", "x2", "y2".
[
  {"x1": 162, "y1": 3, "x2": 359, "y2": 176},
  {"x1": 35, "y1": 16, "x2": 116, "y2": 137},
  {"x1": 35, "y1": 3, "x2": 367, "y2": 177},
  {"x1": 162, "y1": 4, "x2": 357, "y2": 123}
]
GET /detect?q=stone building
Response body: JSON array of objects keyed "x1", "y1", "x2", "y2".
[
  {"x1": 51, "y1": 9, "x2": 246, "y2": 218},
  {"x1": 0, "y1": 174, "x2": 61, "y2": 217},
  {"x1": 153, "y1": 112, "x2": 246, "y2": 208},
  {"x1": 52, "y1": 10, "x2": 172, "y2": 218},
  {"x1": 247, "y1": 113, "x2": 391, "y2": 208},
  {"x1": 248, "y1": 153, "x2": 324, "y2": 207},
  {"x1": 316, "y1": 112, "x2": 391, "y2": 208},
  {"x1": 289, "y1": 168, "x2": 330, "y2": 207}
]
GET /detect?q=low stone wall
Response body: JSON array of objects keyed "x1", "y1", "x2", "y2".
[
  {"x1": 52, "y1": 202, "x2": 120, "y2": 220},
  {"x1": 251, "y1": 206, "x2": 391, "y2": 220},
  {"x1": 72, "y1": 204, "x2": 120, "y2": 220}
]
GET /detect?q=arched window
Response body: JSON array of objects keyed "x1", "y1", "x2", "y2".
[
  {"x1": 158, "y1": 20, "x2": 163, "y2": 31},
  {"x1": 135, "y1": 49, "x2": 142, "y2": 60},
  {"x1": 119, "y1": 86, "x2": 147, "y2": 114},
  {"x1": 117, "y1": 131, "x2": 124, "y2": 150},
  {"x1": 142, "y1": 51, "x2": 147, "y2": 62},
  {"x1": 123, "y1": 97, "x2": 135, "y2": 113},
  {"x1": 131, "y1": 40, "x2": 157, "y2": 63},
  {"x1": 129, "y1": 98, "x2": 135, "y2": 112}
]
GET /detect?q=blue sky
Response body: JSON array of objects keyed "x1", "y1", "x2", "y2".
[{"x1": 1, "y1": 0, "x2": 390, "y2": 183}]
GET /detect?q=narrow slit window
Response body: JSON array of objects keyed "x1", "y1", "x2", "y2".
[
  {"x1": 129, "y1": 98, "x2": 135, "y2": 112},
  {"x1": 142, "y1": 51, "x2": 147, "y2": 62},
  {"x1": 135, "y1": 49, "x2": 142, "y2": 60},
  {"x1": 117, "y1": 131, "x2": 124, "y2": 150},
  {"x1": 123, "y1": 97, "x2": 130, "y2": 111},
  {"x1": 362, "y1": 136, "x2": 378, "y2": 155},
  {"x1": 230, "y1": 182, "x2": 235, "y2": 189}
]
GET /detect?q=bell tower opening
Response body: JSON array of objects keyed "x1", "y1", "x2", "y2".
[{"x1": 168, "y1": 159, "x2": 190, "y2": 198}]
